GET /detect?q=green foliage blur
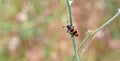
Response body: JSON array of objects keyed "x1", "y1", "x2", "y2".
[{"x1": 0, "y1": 0, "x2": 67, "y2": 61}]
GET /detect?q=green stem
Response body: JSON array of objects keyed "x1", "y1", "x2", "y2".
[
  {"x1": 67, "y1": 0, "x2": 73, "y2": 26},
  {"x1": 66, "y1": 0, "x2": 79, "y2": 61},
  {"x1": 93, "y1": 11, "x2": 120, "y2": 34},
  {"x1": 72, "y1": 36, "x2": 79, "y2": 61},
  {"x1": 71, "y1": 35, "x2": 91, "y2": 61},
  {"x1": 72, "y1": 10, "x2": 120, "y2": 61}
]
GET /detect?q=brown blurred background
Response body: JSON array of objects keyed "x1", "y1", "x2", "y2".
[{"x1": 0, "y1": 0, "x2": 120, "y2": 61}]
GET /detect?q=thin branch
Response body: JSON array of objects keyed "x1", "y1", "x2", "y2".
[
  {"x1": 66, "y1": 0, "x2": 80, "y2": 61},
  {"x1": 72, "y1": 9, "x2": 120, "y2": 61},
  {"x1": 67, "y1": 0, "x2": 73, "y2": 26},
  {"x1": 80, "y1": 36, "x2": 96, "y2": 57},
  {"x1": 93, "y1": 11, "x2": 120, "y2": 34},
  {"x1": 71, "y1": 36, "x2": 79, "y2": 61}
]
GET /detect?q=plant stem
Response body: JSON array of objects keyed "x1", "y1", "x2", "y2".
[
  {"x1": 72, "y1": 10, "x2": 120, "y2": 61},
  {"x1": 67, "y1": 0, "x2": 73, "y2": 26},
  {"x1": 71, "y1": 35, "x2": 91, "y2": 61},
  {"x1": 72, "y1": 36, "x2": 79, "y2": 61},
  {"x1": 93, "y1": 11, "x2": 120, "y2": 34},
  {"x1": 66, "y1": 0, "x2": 79, "y2": 61}
]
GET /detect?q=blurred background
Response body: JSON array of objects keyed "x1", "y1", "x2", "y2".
[{"x1": 0, "y1": 0, "x2": 120, "y2": 61}]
